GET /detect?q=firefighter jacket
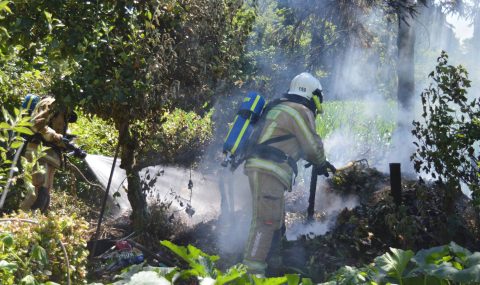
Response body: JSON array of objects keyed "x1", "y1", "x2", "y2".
[
  {"x1": 27, "y1": 96, "x2": 67, "y2": 168},
  {"x1": 244, "y1": 101, "x2": 326, "y2": 189}
]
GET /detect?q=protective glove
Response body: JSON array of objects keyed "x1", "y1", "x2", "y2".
[
  {"x1": 325, "y1": 161, "x2": 336, "y2": 174},
  {"x1": 317, "y1": 161, "x2": 336, "y2": 177},
  {"x1": 73, "y1": 147, "x2": 87, "y2": 159}
]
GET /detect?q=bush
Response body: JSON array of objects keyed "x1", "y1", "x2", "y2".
[
  {"x1": 0, "y1": 211, "x2": 89, "y2": 284},
  {"x1": 141, "y1": 108, "x2": 213, "y2": 165},
  {"x1": 412, "y1": 51, "x2": 480, "y2": 205},
  {"x1": 68, "y1": 111, "x2": 118, "y2": 156}
]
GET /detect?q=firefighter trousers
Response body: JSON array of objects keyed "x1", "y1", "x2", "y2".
[
  {"x1": 243, "y1": 170, "x2": 286, "y2": 273},
  {"x1": 20, "y1": 159, "x2": 56, "y2": 212}
]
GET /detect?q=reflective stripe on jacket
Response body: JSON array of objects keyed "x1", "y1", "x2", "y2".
[{"x1": 244, "y1": 101, "x2": 326, "y2": 189}]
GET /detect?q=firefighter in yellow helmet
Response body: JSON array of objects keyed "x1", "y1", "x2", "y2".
[
  {"x1": 242, "y1": 72, "x2": 336, "y2": 275},
  {"x1": 20, "y1": 95, "x2": 81, "y2": 213}
]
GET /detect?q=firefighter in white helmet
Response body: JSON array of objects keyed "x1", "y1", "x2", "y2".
[{"x1": 243, "y1": 72, "x2": 336, "y2": 275}]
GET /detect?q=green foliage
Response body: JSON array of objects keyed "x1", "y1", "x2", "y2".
[
  {"x1": 411, "y1": 51, "x2": 480, "y2": 204},
  {"x1": 101, "y1": 241, "x2": 314, "y2": 285},
  {"x1": 317, "y1": 100, "x2": 395, "y2": 140},
  {"x1": 141, "y1": 109, "x2": 213, "y2": 164},
  {"x1": 69, "y1": 111, "x2": 117, "y2": 156},
  {"x1": 0, "y1": 211, "x2": 89, "y2": 284},
  {"x1": 0, "y1": 107, "x2": 36, "y2": 209},
  {"x1": 94, "y1": 241, "x2": 480, "y2": 285},
  {"x1": 316, "y1": 100, "x2": 395, "y2": 163},
  {"x1": 324, "y1": 242, "x2": 480, "y2": 285},
  {"x1": 0, "y1": 0, "x2": 53, "y2": 111}
]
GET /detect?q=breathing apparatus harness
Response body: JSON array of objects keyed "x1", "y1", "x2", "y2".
[
  {"x1": 22, "y1": 95, "x2": 86, "y2": 163},
  {"x1": 246, "y1": 92, "x2": 323, "y2": 177}
]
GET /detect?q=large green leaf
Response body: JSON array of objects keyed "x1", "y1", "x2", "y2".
[
  {"x1": 216, "y1": 266, "x2": 247, "y2": 285},
  {"x1": 465, "y1": 252, "x2": 480, "y2": 267},
  {"x1": 375, "y1": 248, "x2": 414, "y2": 282},
  {"x1": 450, "y1": 264, "x2": 480, "y2": 283},
  {"x1": 31, "y1": 244, "x2": 48, "y2": 266},
  {"x1": 412, "y1": 245, "x2": 449, "y2": 266},
  {"x1": 250, "y1": 275, "x2": 288, "y2": 285},
  {"x1": 160, "y1": 240, "x2": 219, "y2": 277}
]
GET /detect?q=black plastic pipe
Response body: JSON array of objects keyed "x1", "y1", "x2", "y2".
[{"x1": 390, "y1": 163, "x2": 402, "y2": 206}]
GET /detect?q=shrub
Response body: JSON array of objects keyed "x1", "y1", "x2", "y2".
[
  {"x1": 412, "y1": 51, "x2": 480, "y2": 205},
  {"x1": 141, "y1": 108, "x2": 213, "y2": 165},
  {"x1": 68, "y1": 111, "x2": 118, "y2": 156},
  {"x1": 0, "y1": 211, "x2": 89, "y2": 284}
]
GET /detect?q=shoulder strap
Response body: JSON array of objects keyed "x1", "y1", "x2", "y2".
[
  {"x1": 260, "y1": 134, "x2": 295, "y2": 146},
  {"x1": 283, "y1": 94, "x2": 316, "y2": 114},
  {"x1": 262, "y1": 94, "x2": 316, "y2": 115}
]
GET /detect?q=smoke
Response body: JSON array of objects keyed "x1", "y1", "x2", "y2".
[
  {"x1": 82, "y1": 1, "x2": 479, "y2": 267},
  {"x1": 285, "y1": 169, "x2": 359, "y2": 240}
]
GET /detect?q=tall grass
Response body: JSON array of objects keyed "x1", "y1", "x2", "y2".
[{"x1": 317, "y1": 100, "x2": 397, "y2": 165}]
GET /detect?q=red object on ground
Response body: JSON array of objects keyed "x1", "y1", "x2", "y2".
[{"x1": 115, "y1": 240, "x2": 132, "y2": 251}]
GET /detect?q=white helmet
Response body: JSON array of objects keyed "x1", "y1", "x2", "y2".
[{"x1": 287, "y1": 72, "x2": 322, "y2": 99}]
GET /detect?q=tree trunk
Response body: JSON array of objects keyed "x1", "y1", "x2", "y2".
[
  {"x1": 396, "y1": 0, "x2": 416, "y2": 112},
  {"x1": 118, "y1": 121, "x2": 149, "y2": 232}
]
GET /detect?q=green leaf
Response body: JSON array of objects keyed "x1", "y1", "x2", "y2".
[
  {"x1": 2, "y1": 234, "x2": 14, "y2": 248},
  {"x1": 13, "y1": 126, "x2": 33, "y2": 135},
  {"x1": 0, "y1": 122, "x2": 10, "y2": 129},
  {"x1": 250, "y1": 275, "x2": 288, "y2": 285},
  {"x1": 0, "y1": 26, "x2": 10, "y2": 37},
  {"x1": 11, "y1": 140, "x2": 24, "y2": 149},
  {"x1": 465, "y1": 252, "x2": 480, "y2": 267},
  {"x1": 375, "y1": 248, "x2": 414, "y2": 282},
  {"x1": 286, "y1": 274, "x2": 300, "y2": 285},
  {"x1": 451, "y1": 264, "x2": 480, "y2": 283},
  {"x1": 44, "y1": 10, "x2": 53, "y2": 23},
  {"x1": 413, "y1": 245, "x2": 449, "y2": 266},
  {"x1": 17, "y1": 120, "x2": 33, "y2": 127},
  {"x1": 0, "y1": 260, "x2": 17, "y2": 272},
  {"x1": 20, "y1": 275, "x2": 36, "y2": 285},
  {"x1": 145, "y1": 10, "x2": 152, "y2": 20},
  {"x1": 160, "y1": 240, "x2": 219, "y2": 277},
  {"x1": 301, "y1": 278, "x2": 314, "y2": 285},
  {"x1": 32, "y1": 244, "x2": 48, "y2": 265},
  {"x1": 216, "y1": 266, "x2": 246, "y2": 285},
  {"x1": 449, "y1": 241, "x2": 471, "y2": 259},
  {"x1": 0, "y1": 1, "x2": 11, "y2": 13}
]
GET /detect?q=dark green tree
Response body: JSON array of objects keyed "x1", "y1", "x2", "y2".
[{"x1": 1, "y1": 0, "x2": 254, "y2": 231}]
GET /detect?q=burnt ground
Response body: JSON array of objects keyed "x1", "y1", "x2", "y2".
[
  {"x1": 89, "y1": 163, "x2": 480, "y2": 283},
  {"x1": 172, "y1": 163, "x2": 480, "y2": 282}
]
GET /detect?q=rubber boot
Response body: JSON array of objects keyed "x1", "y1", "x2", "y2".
[{"x1": 31, "y1": 186, "x2": 50, "y2": 213}]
